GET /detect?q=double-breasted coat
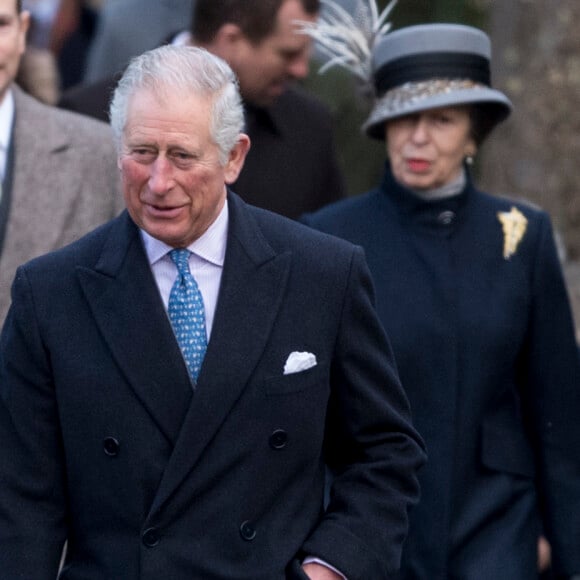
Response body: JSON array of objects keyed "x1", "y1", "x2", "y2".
[
  {"x1": 0, "y1": 192, "x2": 426, "y2": 579},
  {"x1": 303, "y1": 165, "x2": 580, "y2": 579}
]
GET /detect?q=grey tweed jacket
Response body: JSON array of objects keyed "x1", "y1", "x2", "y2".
[{"x1": 0, "y1": 85, "x2": 122, "y2": 324}]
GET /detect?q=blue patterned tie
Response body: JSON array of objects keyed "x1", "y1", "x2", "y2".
[{"x1": 167, "y1": 249, "x2": 207, "y2": 381}]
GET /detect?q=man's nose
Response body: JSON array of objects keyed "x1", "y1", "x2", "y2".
[
  {"x1": 287, "y1": 53, "x2": 310, "y2": 80},
  {"x1": 148, "y1": 157, "x2": 173, "y2": 193}
]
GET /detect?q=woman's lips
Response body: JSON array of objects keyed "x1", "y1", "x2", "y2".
[{"x1": 406, "y1": 158, "x2": 431, "y2": 173}]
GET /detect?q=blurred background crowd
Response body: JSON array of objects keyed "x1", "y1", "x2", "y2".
[{"x1": 19, "y1": 0, "x2": 580, "y2": 337}]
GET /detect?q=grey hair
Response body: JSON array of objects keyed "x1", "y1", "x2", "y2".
[{"x1": 109, "y1": 45, "x2": 245, "y2": 165}]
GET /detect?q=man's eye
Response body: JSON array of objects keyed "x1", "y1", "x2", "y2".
[
  {"x1": 172, "y1": 152, "x2": 193, "y2": 161},
  {"x1": 131, "y1": 149, "x2": 155, "y2": 161},
  {"x1": 170, "y1": 152, "x2": 196, "y2": 168}
]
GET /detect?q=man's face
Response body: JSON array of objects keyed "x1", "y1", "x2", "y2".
[
  {"x1": 119, "y1": 87, "x2": 248, "y2": 247},
  {"x1": 229, "y1": 0, "x2": 316, "y2": 107},
  {"x1": 0, "y1": 0, "x2": 29, "y2": 101}
]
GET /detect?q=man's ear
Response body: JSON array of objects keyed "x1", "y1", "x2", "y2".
[
  {"x1": 224, "y1": 134, "x2": 251, "y2": 184},
  {"x1": 210, "y1": 23, "x2": 246, "y2": 60}
]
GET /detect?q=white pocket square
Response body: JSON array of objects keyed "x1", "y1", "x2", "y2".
[{"x1": 283, "y1": 351, "x2": 317, "y2": 375}]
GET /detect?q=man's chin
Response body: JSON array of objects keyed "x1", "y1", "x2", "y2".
[{"x1": 244, "y1": 85, "x2": 287, "y2": 108}]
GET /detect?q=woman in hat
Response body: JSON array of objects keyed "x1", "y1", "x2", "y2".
[{"x1": 301, "y1": 5, "x2": 580, "y2": 579}]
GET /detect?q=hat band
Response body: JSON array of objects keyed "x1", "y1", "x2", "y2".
[
  {"x1": 375, "y1": 78, "x2": 487, "y2": 116},
  {"x1": 374, "y1": 53, "x2": 491, "y2": 94}
]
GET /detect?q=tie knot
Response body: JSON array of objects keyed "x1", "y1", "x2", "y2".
[{"x1": 169, "y1": 248, "x2": 191, "y2": 275}]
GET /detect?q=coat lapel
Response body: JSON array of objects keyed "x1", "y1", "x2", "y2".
[
  {"x1": 77, "y1": 213, "x2": 193, "y2": 445},
  {"x1": 149, "y1": 193, "x2": 291, "y2": 515}
]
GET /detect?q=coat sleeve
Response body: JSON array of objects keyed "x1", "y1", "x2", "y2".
[
  {"x1": 302, "y1": 246, "x2": 427, "y2": 579},
  {"x1": 523, "y1": 213, "x2": 580, "y2": 575},
  {"x1": 0, "y1": 267, "x2": 67, "y2": 578}
]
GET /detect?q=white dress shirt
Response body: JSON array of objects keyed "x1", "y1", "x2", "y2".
[
  {"x1": 0, "y1": 89, "x2": 15, "y2": 197},
  {"x1": 140, "y1": 200, "x2": 228, "y2": 340}
]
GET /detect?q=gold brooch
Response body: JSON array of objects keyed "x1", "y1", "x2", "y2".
[{"x1": 497, "y1": 206, "x2": 528, "y2": 260}]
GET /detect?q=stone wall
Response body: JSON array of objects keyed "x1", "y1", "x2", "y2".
[{"x1": 478, "y1": 0, "x2": 580, "y2": 334}]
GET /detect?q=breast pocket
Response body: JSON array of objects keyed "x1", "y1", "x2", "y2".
[{"x1": 263, "y1": 364, "x2": 328, "y2": 396}]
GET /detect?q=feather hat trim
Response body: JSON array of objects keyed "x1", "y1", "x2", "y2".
[
  {"x1": 297, "y1": 0, "x2": 398, "y2": 85},
  {"x1": 299, "y1": 4, "x2": 512, "y2": 140}
]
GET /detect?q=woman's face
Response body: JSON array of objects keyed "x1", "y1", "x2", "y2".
[{"x1": 385, "y1": 106, "x2": 476, "y2": 191}]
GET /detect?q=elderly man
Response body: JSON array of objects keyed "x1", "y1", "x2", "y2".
[
  {"x1": 59, "y1": 0, "x2": 346, "y2": 219},
  {"x1": 0, "y1": 0, "x2": 121, "y2": 324},
  {"x1": 0, "y1": 45, "x2": 425, "y2": 579}
]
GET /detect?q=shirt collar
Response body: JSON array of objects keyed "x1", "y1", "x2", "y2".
[
  {"x1": 0, "y1": 89, "x2": 15, "y2": 152},
  {"x1": 141, "y1": 198, "x2": 229, "y2": 267}
]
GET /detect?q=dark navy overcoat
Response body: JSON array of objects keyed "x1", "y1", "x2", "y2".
[
  {"x1": 303, "y1": 164, "x2": 580, "y2": 580},
  {"x1": 0, "y1": 192, "x2": 425, "y2": 580}
]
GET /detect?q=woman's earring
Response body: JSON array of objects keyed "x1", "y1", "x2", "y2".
[{"x1": 465, "y1": 155, "x2": 474, "y2": 165}]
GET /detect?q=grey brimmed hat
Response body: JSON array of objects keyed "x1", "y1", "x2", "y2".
[{"x1": 363, "y1": 23, "x2": 513, "y2": 140}]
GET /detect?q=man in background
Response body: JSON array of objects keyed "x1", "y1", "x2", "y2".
[
  {"x1": 82, "y1": 0, "x2": 194, "y2": 83},
  {"x1": 59, "y1": 0, "x2": 345, "y2": 219},
  {"x1": 0, "y1": 0, "x2": 121, "y2": 324}
]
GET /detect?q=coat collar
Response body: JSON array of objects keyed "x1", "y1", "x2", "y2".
[
  {"x1": 78, "y1": 193, "x2": 291, "y2": 514},
  {"x1": 380, "y1": 161, "x2": 472, "y2": 234},
  {"x1": 78, "y1": 212, "x2": 194, "y2": 445}
]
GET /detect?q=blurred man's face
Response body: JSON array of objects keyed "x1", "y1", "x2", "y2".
[
  {"x1": 229, "y1": 0, "x2": 316, "y2": 107},
  {"x1": 0, "y1": 0, "x2": 29, "y2": 102}
]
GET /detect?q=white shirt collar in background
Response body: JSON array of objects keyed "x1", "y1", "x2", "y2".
[
  {"x1": 0, "y1": 89, "x2": 15, "y2": 183},
  {"x1": 170, "y1": 30, "x2": 192, "y2": 47}
]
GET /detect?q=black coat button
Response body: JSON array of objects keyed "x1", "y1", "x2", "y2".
[
  {"x1": 103, "y1": 437, "x2": 119, "y2": 457},
  {"x1": 269, "y1": 429, "x2": 288, "y2": 450},
  {"x1": 142, "y1": 527, "x2": 160, "y2": 547},
  {"x1": 437, "y1": 210, "x2": 455, "y2": 225},
  {"x1": 239, "y1": 520, "x2": 256, "y2": 541}
]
